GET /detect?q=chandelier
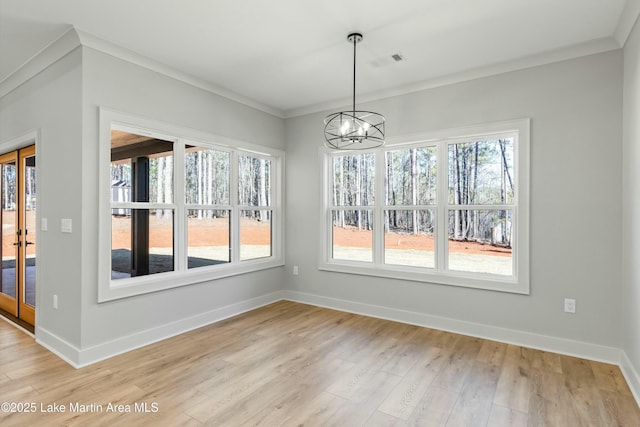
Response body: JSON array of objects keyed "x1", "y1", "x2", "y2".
[{"x1": 324, "y1": 32, "x2": 385, "y2": 150}]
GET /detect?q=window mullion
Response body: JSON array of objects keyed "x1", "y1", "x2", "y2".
[
  {"x1": 374, "y1": 149, "x2": 385, "y2": 265},
  {"x1": 175, "y1": 139, "x2": 186, "y2": 272},
  {"x1": 326, "y1": 153, "x2": 334, "y2": 262},
  {"x1": 230, "y1": 150, "x2": 240, "y2": 263},
  {"x1": 437, "y1": 141, "x2": 448, "y2": 272}
]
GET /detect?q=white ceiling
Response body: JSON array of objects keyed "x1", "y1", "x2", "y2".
[{"x1": 0, "y1": 0, "x2": 636, "y2": 117}]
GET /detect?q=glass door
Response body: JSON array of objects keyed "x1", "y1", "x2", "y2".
[
  {"x1": 19, "y1": 146, "x2": 36, "y2": 325},
  {"x1": 0, "y1": 145, "x2": 36, "y2": 326},
  {"x1": 0, "y1": 151, "x2": 18, "y2": 317}
]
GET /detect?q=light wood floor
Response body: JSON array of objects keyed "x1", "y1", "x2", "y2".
[{"x1": 1, "y1": 301, "x2": 639, "y2": 426}]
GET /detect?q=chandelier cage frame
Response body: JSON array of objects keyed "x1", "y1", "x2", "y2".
[{"x1": 324, "y1": 32, "x2": 385, "y2": 150}]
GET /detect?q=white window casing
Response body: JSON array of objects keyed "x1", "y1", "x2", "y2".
[
  {"x1": 319, "y1": 119, "x2": 530, "y2": 294},
  {"x1": 99, "y1": 108, "x2": 284, "y2": 302}
]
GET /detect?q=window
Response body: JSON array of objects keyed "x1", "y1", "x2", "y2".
[
  {"x1": 99, "y1": 109, "x2": 283, "y2": 301},
  {"x1": 185, "y1": 145, "x2": 231, "y2": 267},
  {"x1": 239, "y1": 155, "x2": 272, "y2": 261},
  {"x1": 331, "y1": 152, "x2": 375, "y2": 262},
  {"x1": 110, "y1": 133, "x2": 175, "y2": 279},
  {"x1": 320, "y1": 119, "x2": 529, "y2": 293}
]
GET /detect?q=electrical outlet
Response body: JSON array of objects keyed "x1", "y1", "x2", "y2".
[
  {"x1": 293, "y1": 265, "x2": 299, "y2": 275},
  {"x1": 564, "y1": 298, "x2": 576, "y2": 314}
]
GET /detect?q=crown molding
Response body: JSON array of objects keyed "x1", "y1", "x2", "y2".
[
  {"x1": 284, "y1": 36, "x2": 621, "y2": 118},
  {"x1": 0, "y1": 26, "x2": 285, "y2": 118},
  {"x1": 74, "y1": 28, "x2": 284, "y2": 118},
  {"x1": 0, "y1": 27, "x2": 81, "y2": 99},
  {"x1": 615, "y1": 0, "x2": 640, "y2": 46}
]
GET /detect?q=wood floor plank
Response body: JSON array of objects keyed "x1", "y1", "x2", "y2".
[
  {"x1": 486, "y1": 404, "x2": 528, "y2": 427},
  {"x1": 528, "y1": 368, "x2": 581, "y2": 426},
  {"x1": 1, "y1": 301, "x2": 639, "y2": 426},
  {"x1": 561, "y1": 355, "x2": 614, "y2": 426},
  {"x1": 493, "y1": 344, "x2": 533, "y2": 413},
  {"x1": 444, "y1": 361, "x2": 501, "y2": 427},
  {"x1": 476, "y1": 340, "x2": 507, "y2": 367},
  {"x1": 404, "y1": 385, "x2": 459, "y2": 427},
  {"x1": 366, "y1": 410, "x2": 408, "y2": 426},
  {"x1": 242, "y1": 356, "x2": 354, "y2": 426},
  {"x1": 600, "y1": 389, "x2": 640, "y2": 426},
  {"x1": 279, "y1": 391, "x2": 346, "y2": 427},
  {"x1": 430, "y1": 335, "x2": 484, "y2": 391},
  {"x1": 591, "y1": 360, "x2": 634, "y2": 396},
  {"x1": 378, "y1": 347, "x2": 446, "y2": 420},
  {"x1": 326, "y1": 370, "x2": 403, "y2": 425}
]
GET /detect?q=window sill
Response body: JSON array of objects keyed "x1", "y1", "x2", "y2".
[
  {"x1": 317, "y1": 261, "x2": 529, "y2": 295},
  {"x1": 98, "y1": 258, "x2": 284, "y2": 302}
]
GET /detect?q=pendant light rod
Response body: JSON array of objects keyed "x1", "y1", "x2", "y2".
[{"x1": 348, "y1": 33, "x2": 362, "y2": 114}]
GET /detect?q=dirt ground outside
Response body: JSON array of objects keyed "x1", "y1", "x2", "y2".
[
  {"x1": 334, "y1": 226, "x2": 511, "y2": 257},
  {"x1": 111, "y1": 215, "x2": 272, "y2": 249},
  {"x1": 108, "y1": 215, "x2": 512, "y2": 276},
  {"x1": 111, "y1": 216, "x2": 510, "y2": 258}
]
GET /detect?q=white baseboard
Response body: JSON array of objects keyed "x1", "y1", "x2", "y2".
[
  {"x1": 38, "y1": 290, "x2": 285, "y2": 368},
  {"x1": 36, "y1": 328, "x2": 83, "y2": 368},
  {"x1": 621, "y1": 351, "x2": 640, "y2": 405},
  {"x1": 282, "y1": 290, "x2": 622, "y2": 365}
]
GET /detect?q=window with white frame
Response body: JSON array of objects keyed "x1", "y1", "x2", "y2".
[
  {"x1": 320, "y1": 119, "x2": 529, "y2": 294},
  {"x1": 99, "y1": 109, "x2": 283, "y2": 301}
]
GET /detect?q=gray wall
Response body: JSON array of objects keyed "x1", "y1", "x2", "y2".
[
  {"x1": 623, "y1": 17, "x2": 640, "y2": 385},
  {"x1": 285, "y1": 50, "x2": 623, "y2": 349},
  {"x1": 78, "y1": 46, "x2": 286, "y2": 349},
  {"x1": 0, "y1": 41, "x2": 286, "y2": 361},
  {"x1": 0, "y1": 48, "x2": 84, "y2": 348}
]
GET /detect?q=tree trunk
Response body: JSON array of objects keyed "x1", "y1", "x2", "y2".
[
  {"x1": 473, "y1": 142, "x2": 479, "y2": 239},
  {"x1": 197, "y1": 151, "x2": 203, "y2": 219},
  {"x1": 164, "y1": 156, "x2": 173, "y2": 219},
  {"x1": 259, "y1": 159, "x2": 267, "y2": 221},
  {"x1": 410, "y1": 148, "x2": 418, "y2": 234},
  {"x1": 355, "y1": 155, "x2": 362, "y2": 230},
  {"x1": 454, "y1": 145, "x2": 461, "y2": 239},
  {"x1": 156, "y1": 157, "x2": 164, "y2": 218}
]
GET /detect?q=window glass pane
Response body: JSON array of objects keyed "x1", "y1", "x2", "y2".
[
  {"x1": 111, "y1": 160, "x2": 131, "y2": 203},
  {"x1": 385, "y1": 147, "x2": 437, "y2": 206},
  {"x1": 185, "y1": 146, "x2": 230, "y2": 205},
  {"x1": 188, "y1": 209, "x2": 230, "y2": 267},
  {"x1": 447, "y1": 209, "x2": 512, "y2": 275},
  {"x1": 384, "y1": 210, "x2": 435, "y2": 268},
  {"x1": 149, "y1": 155, "x2": 174, "y2": 203},
  {"x1": 111, "y1": 208, "x2": 174, "y2": 280},
  {"x1": 332, "y1": 153, "x2": 375, "y2": 206},
  {"x1": 111, "y1": 130, "x2": 174, "y2": 203},
  {"x1": 448, "y1": 139, "x2": 514, "y2": 205},
  {"x1": 239, "y1": 156, "x2": 271, "y2": 207},
  {"x1": 1, "y1": 161, "x2": 16, "y2": 299},
  {"x1": 111, "y1": 209, "x2": 131, "y2": 279},
  {"x1": 332, "y1": 209, "x2": 373, "y2": 262},
  {"x1": 240, "y1": 210, "x2": 271, "y2": 260}
]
